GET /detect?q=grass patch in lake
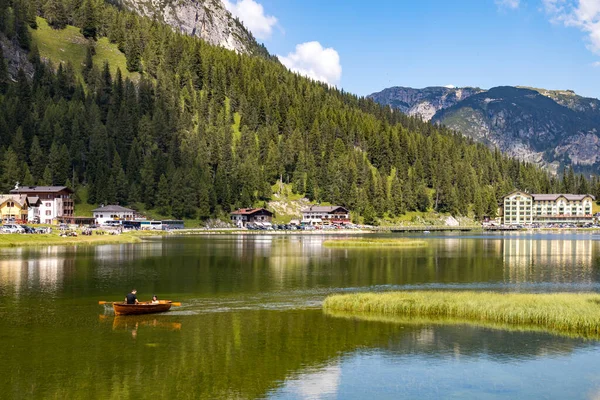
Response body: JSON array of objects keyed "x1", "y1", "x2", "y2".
[
  {"x1": 323, "y1": 291, "x2": 600, "y2": 339},
  {"x1": 323, "y1": 238, "x2": 427, "y2": 248}
]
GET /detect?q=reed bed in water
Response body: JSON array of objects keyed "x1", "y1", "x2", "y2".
[
  {"x1": 323, "y1": 291, "x2": 600, "y2": 336},
  {"x1": 322, "y1": 238, "x2": 427, "y2": 248}
]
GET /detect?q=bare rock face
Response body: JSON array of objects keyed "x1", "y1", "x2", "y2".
[
  {"x1": 368, "y1": 86, "x2": 483, "y2": 121},
  {"x1": 113, "y1": 0, "x2": 264, "y2": 55},
  {"x1": 0, "y1": 34, "x2": 34, "y2": 80}
]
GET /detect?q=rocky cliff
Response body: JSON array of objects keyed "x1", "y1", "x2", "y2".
[
  {"x1": 368, "y1": 86, "x2": 483, "y2": 121},
  {"x1": 370, "y1": 85, "x2": 600, "y2": 173},
  {"x1": 110, "y1": 0, "x2": 270, "y2": 57}
]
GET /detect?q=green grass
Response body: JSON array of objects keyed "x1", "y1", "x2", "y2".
[
  {"x1": 30, "y1": 17, "x2": 139, "y2": 81},
  {"x1": 0, "y1": 232, "x2": 144, "y2": 247},
  {"x1": 323, "y1": 291, "x2": 600, "y2": 339},
  {"x1": 323, "y1": 238, "x2": 427, "y2": 248}
]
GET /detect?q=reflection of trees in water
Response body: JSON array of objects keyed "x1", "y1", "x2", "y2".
[
  {"x1": 0, "y1": 309, "x2": 592, "y2": 399},
  {"x1": 502, "y1": 238, "x2": 597, "y2": 284}
]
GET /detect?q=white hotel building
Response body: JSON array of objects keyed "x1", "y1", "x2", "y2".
[{"x1": 501, "y1": 191, "x2": 594, "y2": 225}]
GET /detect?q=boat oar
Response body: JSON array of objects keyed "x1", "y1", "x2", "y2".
[
  {"x1": 171, "y1": 302, "x2": 182, "y2": 306},
  {"x1": 98, "y1": 301, "x2": 114, "y2": 305}
]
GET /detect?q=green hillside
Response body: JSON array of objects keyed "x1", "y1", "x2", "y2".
[{"x1": 30, "y1": 17, "x2": 139, "y2": 81}]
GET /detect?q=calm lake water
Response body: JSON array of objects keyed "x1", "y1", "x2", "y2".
[{"x1": 2, "y1": 233, "x2": 600, "y2": 399}]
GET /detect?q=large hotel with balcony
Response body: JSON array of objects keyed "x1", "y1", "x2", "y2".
[{"x1": 501, "y1": 191, "x2": 595, "y2": 225}]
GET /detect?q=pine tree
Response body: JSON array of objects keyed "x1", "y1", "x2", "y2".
[
  {"x1": 44, "y1": 0, "x2": 68, "y2": 29},
  {"x1": 0, "y1": 46, "x2": 8, "y2": 94},
  {"x1": 0, "y1": 147, "x2": 22, "y2": 192},
  {"x1": 156, "y1": 174, "x2": 171, "y2": 215}
]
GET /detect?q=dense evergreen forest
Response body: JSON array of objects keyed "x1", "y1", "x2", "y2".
[{"x1": 0, "y1": 0, "x2": 598, "y2": 222}]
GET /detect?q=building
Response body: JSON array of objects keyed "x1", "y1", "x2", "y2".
[
  {"x1": 92, "y1": 205, "x2": 136, "y2": 225},
  {"x1": 301, "y1": 205, "x2": 350, "y2": 225},
  {"x1": 230, "y1": 208, "x2": 273, "y2": 228},
  {"x1": 10, "y1": 186, "x2": 74, "y2": 224},
  {"x1": 0, "y1": 194, "x2": 30, "y2": 222},
  {"x1": 501, "y1": 191, "x2": 595, "y2": 225}
]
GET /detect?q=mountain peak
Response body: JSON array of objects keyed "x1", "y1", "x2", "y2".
[
  {"x1": 368, "y1": 86, "x2": 483, "y2": 121},
  {"x1": 370, "y1": 84, "x2": 600, "y2": 172},
  {"x1": 111, "y1": 0, "x2": 270, "y2": 57}
]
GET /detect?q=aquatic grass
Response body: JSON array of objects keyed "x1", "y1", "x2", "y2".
[
  {"x1": 323, "y1": 291, "x2": 600, "y2": 338},
  {"x1": 323, "y1": 238, "x2": 427, "y2": 248},
  {"x1": 323, "y1": 309, "x2": 600, "y2": 340}
]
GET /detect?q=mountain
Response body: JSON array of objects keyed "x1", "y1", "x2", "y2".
[
  {"x1": 110, "y1": 0, "x2": 271, "y2": 57},
  {"x1": 370, "y1": 85, "x2": 600, "y2": 173},
  {"x1": 0, "y1": 0, "x2": 587, "y2": 224},
  {"x1": 368, "y1": 86, "x2": 483, "y2": 121}
]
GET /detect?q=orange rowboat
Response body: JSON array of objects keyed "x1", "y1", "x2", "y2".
[{"x1": 112, "y1": 300, "x2": 173, "y2": 316}]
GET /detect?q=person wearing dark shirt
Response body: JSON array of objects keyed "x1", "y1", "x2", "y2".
[{"x1": 125, "y1": 289, "x2": 138, "y2": 304}]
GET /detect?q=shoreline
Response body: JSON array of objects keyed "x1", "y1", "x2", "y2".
[{"x1": 2, "y1": 226, "x2": 600, "y2": 248}]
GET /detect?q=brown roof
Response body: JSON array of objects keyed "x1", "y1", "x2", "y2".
[
  {"x1": 231, "y1": 208, "x2": 273, "y2": 216},
  {"x1": 10, "y1": 186, "x2": 73, "y2": 194}
]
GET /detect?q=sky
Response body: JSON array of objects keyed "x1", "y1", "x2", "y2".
[{"x1": 223, "y1": 0, "x2": 600, "y2": 99}]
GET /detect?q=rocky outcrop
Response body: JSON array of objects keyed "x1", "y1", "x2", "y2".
[
  {"x1": 370, "y1": 85, "x2": 600, "y2": 173},
  {"x1": 0, "y1": 34, "x2": 34, "y2": 80},
  {"x1": 111, "y1": 0, "x2": 267, "y2": 56},
  {"x1": 368, "y1": 86, "x2": 483, "y2": 121}
]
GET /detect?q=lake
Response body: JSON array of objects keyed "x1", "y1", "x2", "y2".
[{"x1": 2, "y1": 232, "x2": 600, "y2": 399}]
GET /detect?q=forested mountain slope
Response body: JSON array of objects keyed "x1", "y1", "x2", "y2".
[
  {"x1": 371, "y1": 85, "x2": 600, "y2": 173},
  {"x1": 0, "y1": 0, "x2": 594, "y2": 222}
]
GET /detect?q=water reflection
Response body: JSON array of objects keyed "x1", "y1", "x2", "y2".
[
  {"x1": 0, "y1": 247, "x2": 70, "y2": 297},
  {"x1": 502, "y1": 236, "x2": 596, "y2": 286}
]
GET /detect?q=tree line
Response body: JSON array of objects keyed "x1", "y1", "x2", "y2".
[{"x1": 0, "y1": 0, "x2": 598, "y2": 222}]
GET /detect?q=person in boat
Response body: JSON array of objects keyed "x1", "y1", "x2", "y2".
[
  {"x1": 151, "y1": 295, "x2": 159, "y2": 304},
  {"x1": 125, "y1": 289, "x2": 139, "y2": 304}
]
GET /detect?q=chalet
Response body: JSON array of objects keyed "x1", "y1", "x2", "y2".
[
  {"x1": 301, "y1": 205, "x2": 350, "y2": 225},
  {"x1": 230, "y1": 208, "x2": 273, "y2": 228},
  {"x1": 10, "y1": 186, "x2": 74, "y2": 224},
  {"x1": 92, "y1": 205, "x2": 136, "y2": 225},
  {"x1": 0, "y1": 194, "x2": 29, "y2": 222}
]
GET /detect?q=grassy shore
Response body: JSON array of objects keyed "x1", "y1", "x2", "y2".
[
  {"x1": 0, "y1": 232, "x2": 148, "y2": 247},
  {"x1": 323, "y1": 291, "x2": 600, "y2": 338},
  {"x1": 323, "y1": 238, "x2": 427, "y2": 248}
]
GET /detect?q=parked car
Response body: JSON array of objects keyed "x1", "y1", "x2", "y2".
[
  {"x1": 19, "y1": 225, "x2": 35, "y2": 234},
  {"x1": 2, "y1": 224, "x2": 25, "y2": 233}
]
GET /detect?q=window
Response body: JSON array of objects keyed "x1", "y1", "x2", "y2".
[
  {"x1": 45, "y1": 210, "x2": 51, "y2": 216},
  {"x1": 46, "y1": 202, "x2": 51, "y2": 207}
]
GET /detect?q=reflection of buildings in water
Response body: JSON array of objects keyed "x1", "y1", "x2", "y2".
[
  {"x1": 93, "y1": 241, "x2": 162, "y2": 262},
  {"x1": 502, "y1": 238, "x2": 594, "y2": 283},
  {"x1": 0, "y1": 247, "x2": 66, "y2": 295},
  {"x1": 275, "y1": 364, "x2": 341, "y2": 400}
]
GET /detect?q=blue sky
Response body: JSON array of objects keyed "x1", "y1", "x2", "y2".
[{"x1": 224, "y1": 0, "x2": 600, "y2": 98}]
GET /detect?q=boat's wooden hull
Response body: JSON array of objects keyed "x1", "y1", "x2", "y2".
[{"x1": 112, "y1": 301, "x2": 172, "y2": 316}]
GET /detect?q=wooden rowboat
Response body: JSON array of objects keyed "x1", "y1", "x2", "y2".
[{"x1": 112, "y1": 300, "x2": 173, "y2": 316}]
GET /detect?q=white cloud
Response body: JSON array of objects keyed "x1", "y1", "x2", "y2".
[
  {"x1": 496, "y1": 0, "x2": 521, "y2": 10},
  {"x1": 444, "y1": 84, "x2": 456, "y2": 88},
  {"x1": 223, "y1": 0, "x2": 277, "y2": 40},
  {"x1": 593, "y1": 61, "x2": 600, "y2": 67},
  {"x1": 278, "y1": 41, "x2": 342, "y2": 85},
  {"x1": 543, "y1": 0, "x2": 600, "y2": 55}
]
